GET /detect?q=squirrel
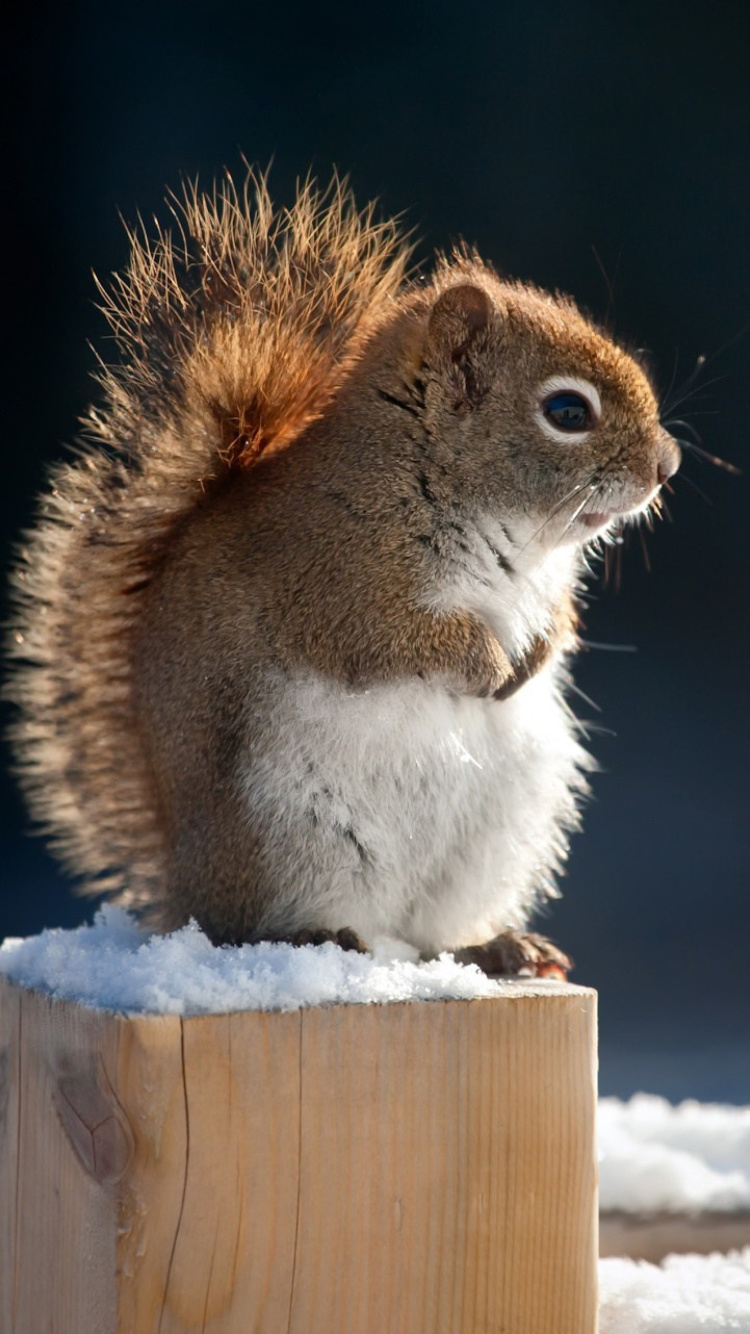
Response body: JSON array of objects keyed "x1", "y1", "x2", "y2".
[{"x1": 5, "y1": 171, "x2": 680, "y2": 976}]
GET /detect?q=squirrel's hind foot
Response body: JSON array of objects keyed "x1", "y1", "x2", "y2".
[{"x1": 454, "y1": 931, "x2": 572, "y2": 980}]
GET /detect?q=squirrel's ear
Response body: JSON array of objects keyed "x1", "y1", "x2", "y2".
[{"x1": 426, "y1": 283, "x2": 494, "y2": 412}]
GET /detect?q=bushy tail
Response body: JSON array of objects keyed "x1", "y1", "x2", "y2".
[{"x1": 5, "y1": 170, "x2": 410, "y2": 905}]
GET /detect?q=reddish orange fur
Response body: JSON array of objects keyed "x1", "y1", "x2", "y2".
[{"x1": 5, "y1": 171, "x2": 410, "y2": 906}]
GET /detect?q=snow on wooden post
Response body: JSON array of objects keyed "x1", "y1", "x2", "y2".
[{"x1": 0, "y1": 974, "x2": 597, "y2": 1334}]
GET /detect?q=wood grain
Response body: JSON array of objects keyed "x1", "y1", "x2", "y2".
[
  {"x1": 0, "y1": 978, "x2": 118, "y2": 1334},
  {"x1": 0, "y1": 975, "x2": 598, "y2": 1333}
]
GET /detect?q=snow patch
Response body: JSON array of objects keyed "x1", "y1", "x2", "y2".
[
  {"x1": 0, "y1": 906, "x2": 571, "y2": 1014},
  {"x1": 599, "y1": 1247, "x2": 750, "y2": 1333}
]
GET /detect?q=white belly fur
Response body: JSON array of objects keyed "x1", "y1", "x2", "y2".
[{"x1": 241, "y1": 662, "x2": 591, "y2": 955}]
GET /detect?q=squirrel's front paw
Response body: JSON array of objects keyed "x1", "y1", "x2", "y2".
[
  {"x1": 454, "y1": 930, "x2": 572, "y2": 980},
  {"x1": 464, "y1": 670, "x2": 511, "y2": 700},
  {"x1": 461, "y1": 652, "x2": 515, "y2": 700}
]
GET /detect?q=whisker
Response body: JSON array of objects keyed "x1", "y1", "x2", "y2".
[
  {"x1": 590, "y1": 244, "x2": 620, "y2": 332},
  {"x1": 664, "y1": 405, "x2": 719, "y2": 419},
  {"x1": 566, "y1": 490, "x2": 599, "y2": 529},
  {"x1": 516, "y1": 478, "x2": 598, "y2": 554},
  {"x1": 675, "y1": 472, "x2": 714, "y2": 506},
  {"x1": 637, "y1": 525, "x2": 651, "y2": 572},
  {"x1": 602, "y1": 525, "x2": 626, "y2": 593},
  {"x1": 662, "y1": 324, "x2": 749, "y2": 419},
  {"x1": 672, "y1": 437, "x2": 741, "y2": 475},
  {"x1": 665, "y1": 417, "x2": 705, "y2": 445},
  {"x1": 551, "y1": 482, "x2": 607, "y2": 554},
  {"x1": 566, "y1": 680, "x2": 603, "y2": 714},
  {"x1": 580, "y1": 639, "x2": 637, "y2": 652},
  {"x1": 688, "y1": 325, "x2": 750, "y2": 377},
  {"x1": 603, "y1": 542, "x2": 612, "y2": 587},
  {"x1": 662, "y1": 374, "x2": 725, "y2": 418},
  {"x1": 660, "y1": 352, "x2": 705, "y2": 419},
  {"x1": 660, "y1": 346, "x2": 681, "y2": 419},
  {"x1": 575, "y1": 720, "x2": 618, "y2": 739}
]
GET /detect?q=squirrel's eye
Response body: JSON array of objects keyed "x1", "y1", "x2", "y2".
[
  {"x1": 542, "y1": 391, "x2": 593, "y2": 432},
  {"x1": 535, "y1": 377, "x2": 601, "y2": 442}
]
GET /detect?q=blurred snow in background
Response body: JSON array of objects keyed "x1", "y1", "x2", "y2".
[{"x1": 599, "y1": 1094, "x2": 750, "y2": 1213}]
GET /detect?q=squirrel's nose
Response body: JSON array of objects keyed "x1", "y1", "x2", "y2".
[{"x1": 656, "y1": 430, "x2": 681, "y2": 485}]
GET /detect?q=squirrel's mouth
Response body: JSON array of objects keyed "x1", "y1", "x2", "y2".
[{"x1": 577, "y1": 511, "x2": 613, "y2": 529}]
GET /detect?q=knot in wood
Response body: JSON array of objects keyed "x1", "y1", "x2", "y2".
[{"x1": 54, "y1": 1068, "x2": 132, "y2": 1185}]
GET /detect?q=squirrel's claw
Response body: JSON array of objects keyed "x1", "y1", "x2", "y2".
[
  {"x1": 265, "y1": 927, "x2": 370, "y2": 953},
  {"x1": 453, "y1": 930, "x2": 573, "y2": 980}
]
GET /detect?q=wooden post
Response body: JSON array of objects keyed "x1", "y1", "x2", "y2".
[{"x1": 0, "y1": 974, "x2": 598, "y2": 1334}]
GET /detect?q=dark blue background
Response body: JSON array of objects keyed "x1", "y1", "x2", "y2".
[{"x1": 3, "y1": 0, "x2": 749, "y2": 1100}]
